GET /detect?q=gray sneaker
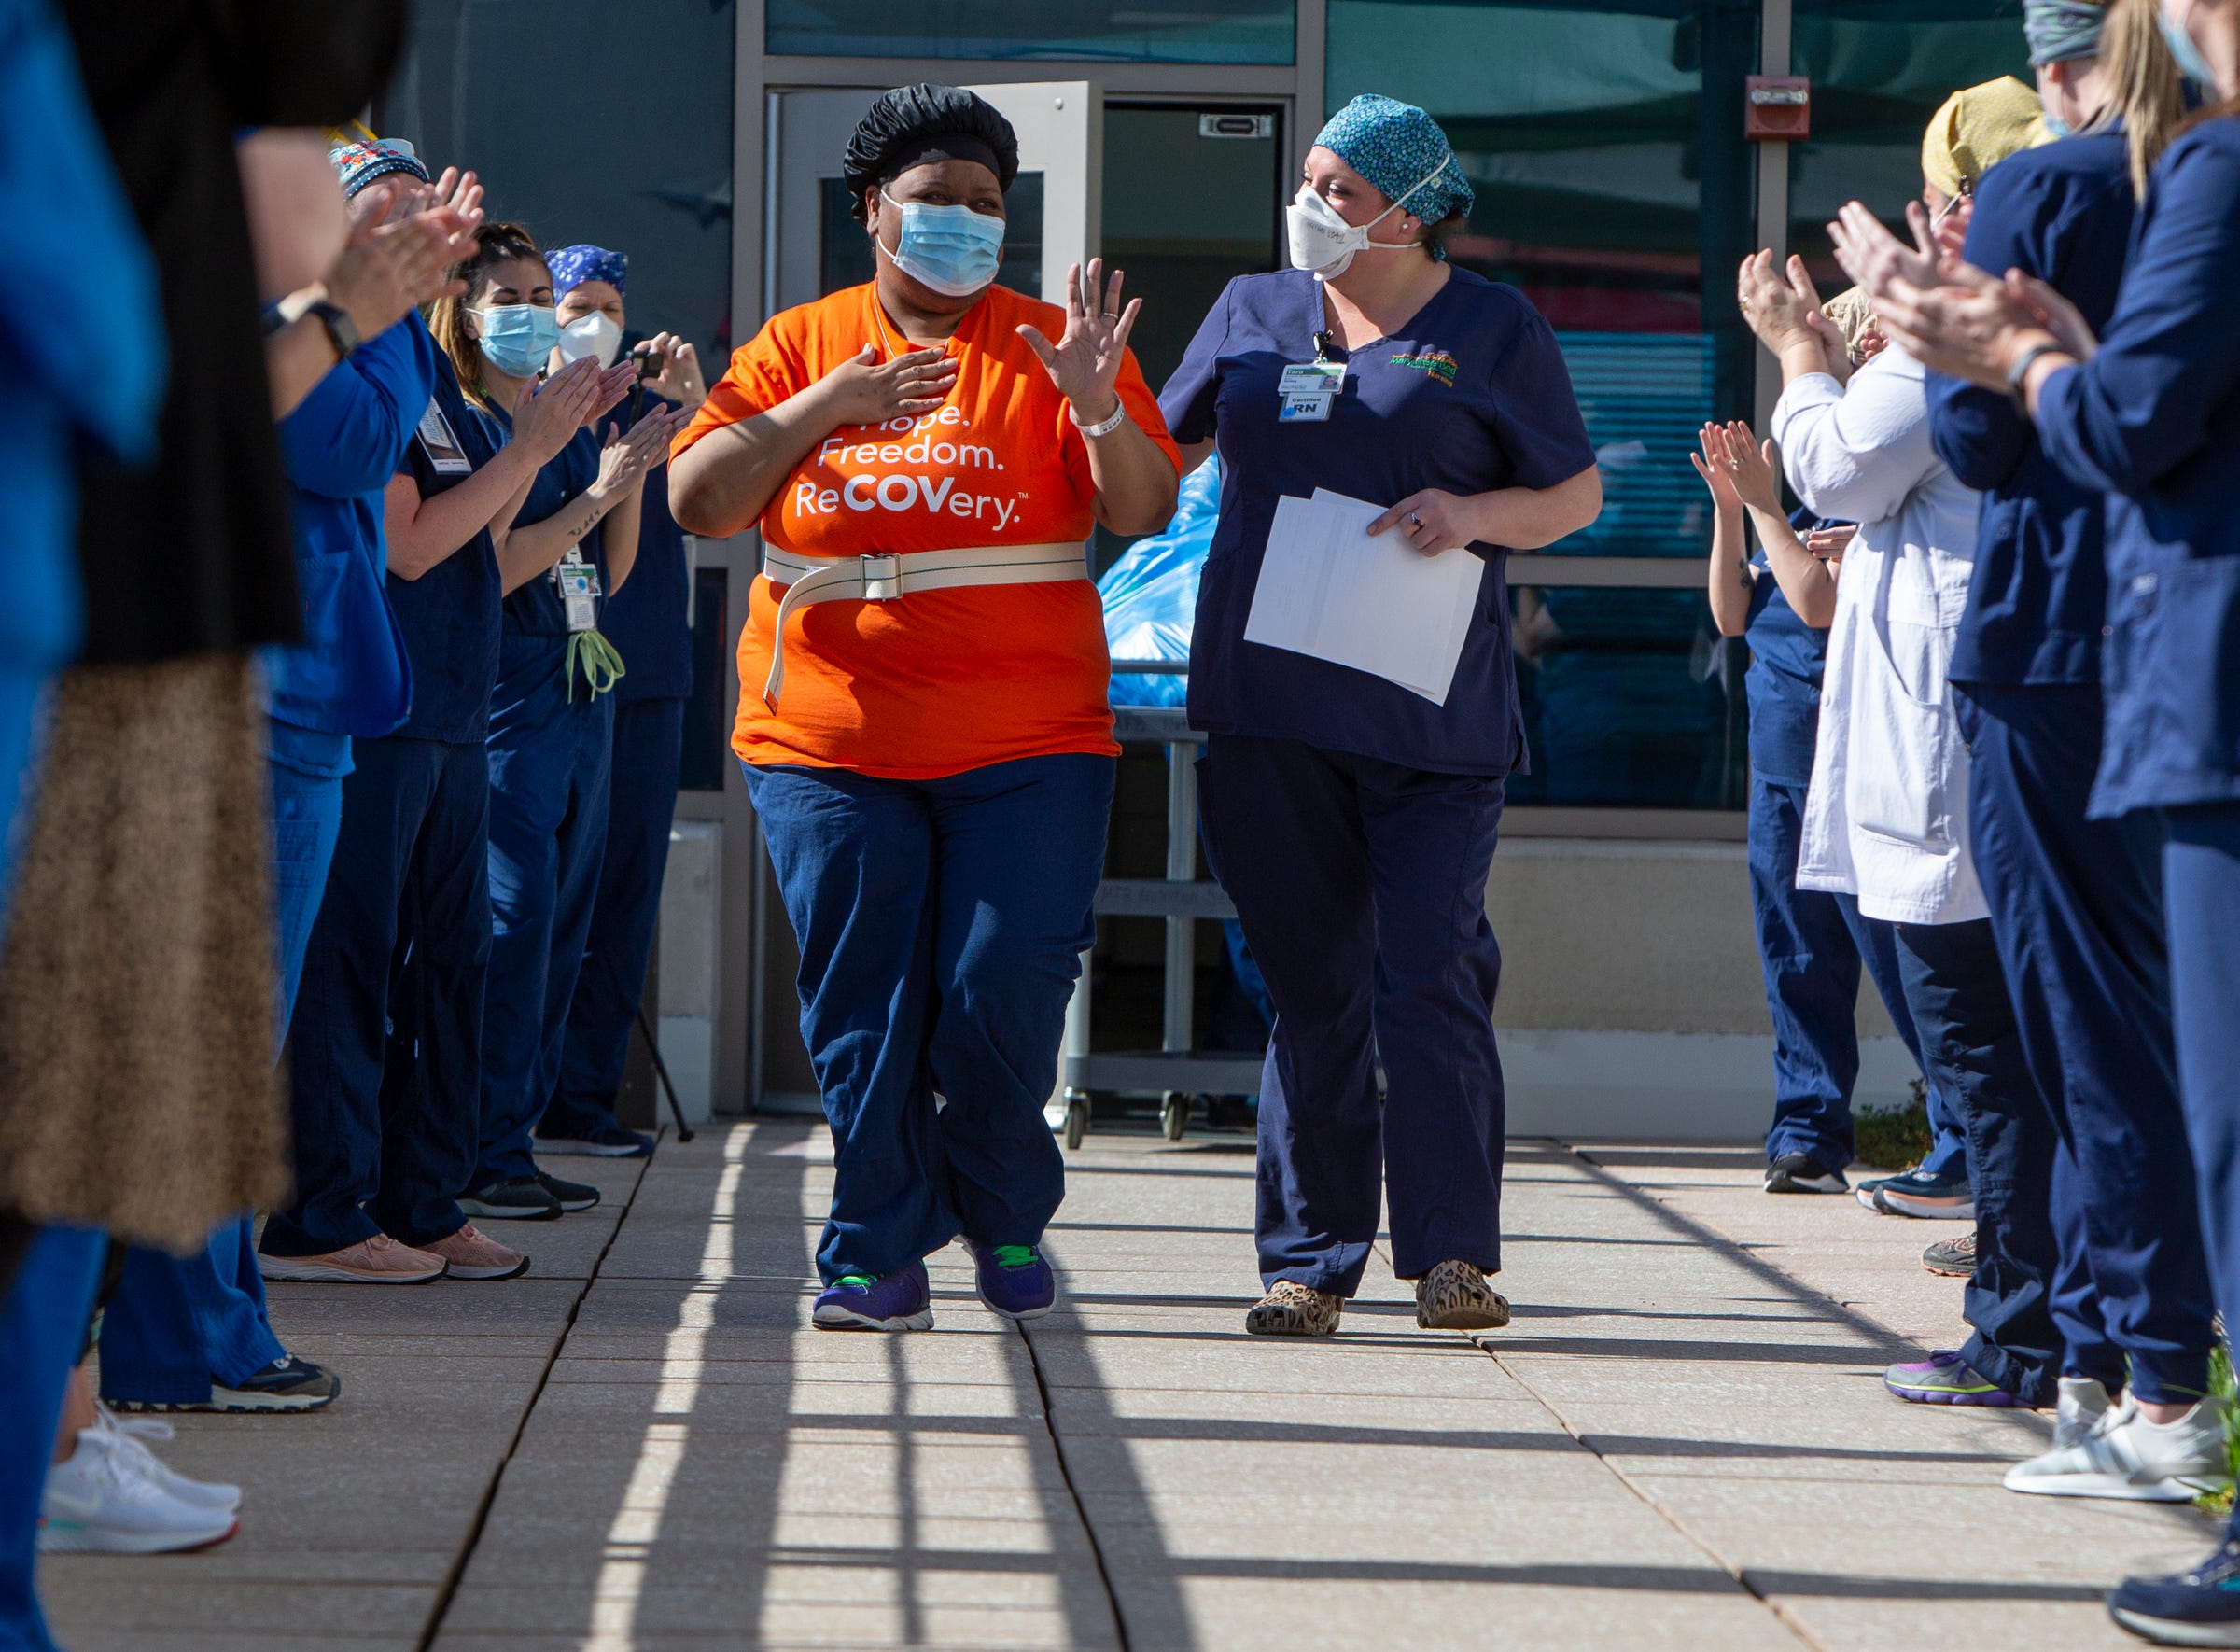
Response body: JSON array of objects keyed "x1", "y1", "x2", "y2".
[{"x1": 2004, "y1": 1395, "x2": 2232, "y2": 1502}]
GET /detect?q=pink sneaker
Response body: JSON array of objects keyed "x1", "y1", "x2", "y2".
[
  {"x1": 421, "y1": 1223, "x2": 529, "y2": 1281},
  {"x1": 256, "y1": 1233, "x2": 447, "y2": 1285}
]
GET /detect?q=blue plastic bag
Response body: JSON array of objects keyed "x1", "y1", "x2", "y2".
[{"x1": 1098, "y1": 455, "x2": 1220, "y2": 708}]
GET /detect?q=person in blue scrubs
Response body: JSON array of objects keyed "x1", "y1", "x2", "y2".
[
  {"x1": 454, "y1": 230, "x2": 684, "y2": 1222},
  {"x1": 542, "y1": 245, "x2": 708, "y2": 1159},
  {"x1": 1693, "y1": 433, "x2": 1965, "y2": 1203},
  {"x1": 0, "y1": 0, "x2": 161, "y2": 1639},
  {"x1": 1160, "y1": 96, "x2": 1603, "y2": 1337},
  {"x1": 266, "y1": 223, "x2": 626, "y2": 1278},
  {"x1": 102, "y1": 144, "x2": 441, "y2": 1407},
  {"x1": 1865, "y1": 0, "x2": 2240, "y2": 1630},
  {"x1": 1922, "y1": 3, "x2": 2222, "y2": 1501}
]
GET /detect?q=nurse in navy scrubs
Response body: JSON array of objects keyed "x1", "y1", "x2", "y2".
[
  {"x1": 1861, "y1": 0, "x2": 2240, "y2": 1631},
  {"x1": 1159, "y1": 95, "x2": 1602, "y2": 1337}
]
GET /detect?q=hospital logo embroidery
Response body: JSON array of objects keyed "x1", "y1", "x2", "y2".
[{"x1": 1388, "y1": 347, "x2": 1459, "y2": 386}]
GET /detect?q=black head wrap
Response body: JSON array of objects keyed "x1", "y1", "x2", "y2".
[{"x1": 842, "y1": 84, "x2": 1020, "y2": 224}]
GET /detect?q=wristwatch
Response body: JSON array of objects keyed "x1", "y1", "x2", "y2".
[
  {"x1": 2005, "y1": 340, "x2": 2065, "y2": 415},
  {"x1": 303, "y1": 299, "x2": 362, "y2": 361}
]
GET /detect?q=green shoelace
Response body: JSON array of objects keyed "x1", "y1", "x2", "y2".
[
  {"x1": 835, "y1": 1273, "x2": 875, "y2": 1289},
  {"x1": 564, "y1": 630, "x2": 626, "y2": 701},
  {"x1": 991, "y1": 1245, "x2": 1039, "y2": 1269}
]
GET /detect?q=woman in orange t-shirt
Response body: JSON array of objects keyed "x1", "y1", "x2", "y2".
[{"x1": 670, "y1": 85, "x2": 1179, "y2": 1331}]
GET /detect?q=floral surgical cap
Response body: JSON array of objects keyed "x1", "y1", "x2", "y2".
[
  {"x1": 547, "y1": 244, "x2": 628, "y2": 300},
  {"x1": 1312, "y1": 95, "x2": 1475, "y2": 227}
]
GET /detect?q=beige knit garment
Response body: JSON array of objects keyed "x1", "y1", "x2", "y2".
[{"x1": 0, "y1": 654, "x2": 285, "y2": 1253}]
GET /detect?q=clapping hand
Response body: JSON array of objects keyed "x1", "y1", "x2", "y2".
[
  {"x1": 816, "y1": 343, "x2": 959, "y2": 427},
  {"x1": 512, "y1": 357, "x2": 606, "y2": 463},
  {"x1": 589, "y1": 401, "x2": 693, "y2": 505},
  {"x1": 1714, "y1": 421, "x2": 1784, "y2": 516},
  {"x1": 1688, "y1": 422, "x2": 1743, "y2": 513},
  {"x1": 1016, "y1": 258, "x2": 1141, "y2": 426},
  {"x1": 1737, "y1": 250, "x2": 1849, "y2": 380}
]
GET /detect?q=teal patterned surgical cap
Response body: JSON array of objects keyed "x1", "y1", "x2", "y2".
[{"x1": 1312, "y1": 95, "x2": 1475, "y2": 229}]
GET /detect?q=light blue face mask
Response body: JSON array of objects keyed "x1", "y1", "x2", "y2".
[
  {"x1": 2043, "y1": 113, "x2": 2074, "y2": 138},
  {"x1": 476, "y1": 302, "x2": 560, "y2": 379},
  {"x1": 2161, "y1": 0, "x2": 2219, "y2": 88},
  {"x1": 877, "y1": 190, "x2": 1004, "y2": 298}
]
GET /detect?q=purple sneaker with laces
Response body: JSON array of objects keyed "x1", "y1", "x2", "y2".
[
  {"x1": 1883, "y1": 1349, "x2": 2016, "y2": 1406},
  {"x1": 963, "y1": 1240, "x2": 1056, "y2": 1322},
  {"x1": 811, "y1": 1260, "x2": 933, "y2": 1331}
]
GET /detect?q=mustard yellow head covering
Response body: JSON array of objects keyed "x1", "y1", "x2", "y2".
[{"x1": 1921, "y1": 77, "x2": 2052, "y2": 199}]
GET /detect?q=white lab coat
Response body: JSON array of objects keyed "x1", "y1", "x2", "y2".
[{"x1": 1771, "y1": 350, "x2": 1987, "y2": 926}]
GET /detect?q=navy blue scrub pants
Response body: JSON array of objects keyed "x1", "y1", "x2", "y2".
[
  {"x1": 1198, "y1": 735, "x2": 1506, "y2": 1295},
  {"x1": 1955, "y1": 682, "x2": 2214, "y2": 1403},
  {"x1": 478, "y1": 685, "x2": 615, "y2": 1187},
  {"x1": 104, "y1": 749, "x2": 343, "y2": 1402},
  {"x1": 0, "y1": 1224, "x2": 103, "y2": 1652},
  {"x1": 743, "y1": 753, "x2": 1112, "y2": 1284},
  {"x1": 265, "y1": 737, "x2": 489, "y2": 1255},
  {"x1": 2163, "y1": 802, "x2": 2240, "y2": 1540},
  {"x1": 1749, "y1": 775, "x2": 1963, "y2": 1176},
  {"x1": 1895, "y1": 918, "x2": 2062, "y2": 1407},
  {"x1": 549, "y1": 694, "x2": 685, "y2": 1140}
]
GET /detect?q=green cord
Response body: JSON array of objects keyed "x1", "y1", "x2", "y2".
[
  {"x1": 834, "y1": 1273, "x2": 875, "y2": 1289},
  {"x1": 991, "y1": 1245, "x2": 1039, "y2": 1270},
  {"x1": 565, "y1": 629, "x2": 627, "y2": 702}
]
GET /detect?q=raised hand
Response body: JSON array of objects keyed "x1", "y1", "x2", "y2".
[
  {"x1": 583, "y1": 357, "x2": 643, "y2": 428},
  {"x1": 1829, "y1": 200, "x2": 1941, "y2": 304},
  {"x1": 513, "y1": 356, "x2": 605, "y2": 463},
  {"x1": 1016, "y1": 258, "x2": 1141, "y2": 424},
  {"x1": 321, "y1": 215, "x2": 466, "y2": 341},
  {"x1": 1688, "y1": 421, "x2": 1742, "y2": 512},
  {"x1": 590, "y1": 403, "x2": 693, "y2": 503},
  {"x1": 637, "y1": 332, "x2": 708, "y2": 409},
  {"x1": 1716, "y1": 421, "x2": 1784, "y2": 516},
  {"x1": 814, "y1": 343, "x2": 959, "y2": 428},
  {"x1": 1871, "y1": 261, "x2": 2059, "y2": 391},
  {"x1": 2009, "y1": 270, "x2": 2099, "y2": 361}
]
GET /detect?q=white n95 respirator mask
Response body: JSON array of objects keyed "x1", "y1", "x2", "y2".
[
  {"x1": 557, "y1": 311, "x2": 623, "y2": 368},
  {"x1": 1285, "y1": 155, "x2": 1454, "y2": 281}
]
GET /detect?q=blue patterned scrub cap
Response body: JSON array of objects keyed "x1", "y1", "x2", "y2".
[
  {"x1": 547, "y1": 244, "x2": 628, "y2": 299},
  {"x1": 1313, "y1": 95, "x2": 1475, "y2": 228}
]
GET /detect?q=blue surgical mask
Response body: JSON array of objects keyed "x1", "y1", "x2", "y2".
[
  {"x1": 876, "y1": 190, "x2": 1004, "y2": 298},
  {"x1": 2043, "y1": 113, "x2": 2073, "y2": 138},
  {"x1": 475, "y1": 302, "x2": 560, "y2": 379},
  {"x1": 2161, "y1": 0, "x2": 2219, "y2": 87}
]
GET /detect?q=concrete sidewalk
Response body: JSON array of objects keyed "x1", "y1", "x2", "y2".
[{"x1": 46, "y1": 1123, "x2": 2213, "y2": 1650}]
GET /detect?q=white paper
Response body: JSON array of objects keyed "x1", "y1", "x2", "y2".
[{"x1": 1242, "y1": 488, "x2": 1485, "y2": 705}]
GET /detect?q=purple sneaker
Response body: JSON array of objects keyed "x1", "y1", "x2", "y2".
[
  {"x1": 964, "y1": 1240, "x2": 1056, "y2": 1322},
  {"x1": 811, "y1": 1260, "x2": 932, "y2": 1331},
  {"x1": 1883, "y1": 1349, "x2": 2016, "y2": 1406}
]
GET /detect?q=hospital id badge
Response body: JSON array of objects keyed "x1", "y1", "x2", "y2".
[
  {"x1": 416, "y1": 401, "x2": 471, "y2": 474},
  {"x1": 553, "y1": 548, "x2": 601, "y2": 634},
  {"x1": 1277, "y1": 360, "x2": 1343, "y2": 423}
]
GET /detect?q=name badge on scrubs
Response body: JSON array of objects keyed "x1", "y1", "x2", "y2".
[
  {"x1": 553, "y1": 547, "x2": 601, "y2": 634},
  {"x1": 416, "y1": 401, "x2": 471, "y2": 474},
  {"x1": 1277, "y1": 360, "x2": 1344, "y2": 424}
]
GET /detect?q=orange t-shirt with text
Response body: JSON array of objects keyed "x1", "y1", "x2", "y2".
[{"x1": 673, "y1": 282, "x2": 1180, "y2": 779}]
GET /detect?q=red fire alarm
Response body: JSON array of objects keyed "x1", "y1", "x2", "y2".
[{"x1": 1746, "y1": 76, "x2": 1812, "y2": 141}]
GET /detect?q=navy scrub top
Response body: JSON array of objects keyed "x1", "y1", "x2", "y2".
[
  {"x1": 2033, "y1": 119, "x2": 2240, "y2": 816},
  {"x1": 595, "y1": 390, "x2": 693, "y2": 704},
  {"x1": 390, "y1": 347, "x2": 507, "y2": 744},
  {"x1": 1159, "y1": 267, "x2": 1597, "y2": 776},
  {"x1": 484, "y1": 410, "x2": 610, "y2": 717},
  {"x1": 1930, "y1": 130, "x2": 2136, "y2": 689}
]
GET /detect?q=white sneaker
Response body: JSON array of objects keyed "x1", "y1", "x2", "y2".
[
  {"x1": 2004, "y1": 1394, "x2": 2233, "y2": 1502},
  {"x1": 2051, "y1": 1375, "x2": 2114, "y2": 1450},
  {"x1": 39, "y1": 1427, "x2": 238, "y2": 1553},
  {"x1": 92, "y1": 1407, "x2": 242, "y2": 1513}
]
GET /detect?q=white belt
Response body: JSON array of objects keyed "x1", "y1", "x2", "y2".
[{"x1": 755, "y1": 541, "x2": 1088, "y2": 707}]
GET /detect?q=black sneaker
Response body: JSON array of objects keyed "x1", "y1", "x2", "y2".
[
  {"x1": 1922, "y1": 1230, "x2": 1977, "y2": 1277},
  {"x1": 2107, "y1": 1538, "x2": 2240, "y2": 1645},
  {"x1": 459, "y1": 1178, "x2": 562, "y2": 1221},
  {"x1": 535, "y1": 1169, "x2": 600, "y2": 1213},
  {"x1": 533, "y1": 1120, "x2": 654, "y2": 1158},
  {"x1": 1765, "y1": 1153, "x2": 1848, "y2": 1194},
  {"x1": 108, "y1": 1355, "x2": 342, "y2": 1415}
]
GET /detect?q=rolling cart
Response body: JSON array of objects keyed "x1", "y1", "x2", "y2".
[{"x1": 1054, "y1": 687, "x2": 1266, "y2": 1149}]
